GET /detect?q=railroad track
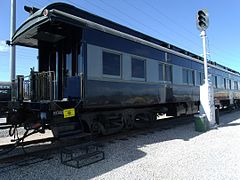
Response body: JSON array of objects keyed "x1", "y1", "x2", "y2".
[{"x1": 0, "y1": 115, "x2": 194, "y2": 170}]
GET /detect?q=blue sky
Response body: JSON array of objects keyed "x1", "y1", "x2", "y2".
[{"x1": 1, "y1": 0, "x2": 240, "y2": 82}]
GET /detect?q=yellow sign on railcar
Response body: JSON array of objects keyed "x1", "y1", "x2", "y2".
[{"x1": 63, "y1": 108, "x2": 75, "y2": 118}]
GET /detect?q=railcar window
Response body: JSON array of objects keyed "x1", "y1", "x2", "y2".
[
  {"x1": 196, "y1": 72, "x2": 201, "y2": 85},
  {"x1": 131, "y1": 58, "x2": 145, "y2": 79},
  {"x1": 103, "y1": 52, "x2": 121, "y2": 76},
  {"x1": 183, "y1": 69, "x2": 188, "y2": 84},
  {"x1": 229, "y1": 80, "x2": 231, "y2": 89},
  {"x1": 196, "y1": 72, "x2": 204, "y2": 85},
  {"x1": 0, "y1": 90, "x2": 8, "y2": 94},
  {"x1": 234, "y1": 81, "x2": 238, "y2": 90},
  {"x1": 212, "y1": 76, "x2": 218, "y2": 88},
  {"x1": 224, "y1": 78, "x2": 227, "y2": 89},
  {"x1": 77, "y1": 43, "x2": 84, "y2": 74},
  {"x1": 182, "y1": 68, "x2": 194, "y2": 85},
  {"x1": 218, "y1": 77, "x2": 224, "y2": 89},
  {"x1": 165, "y1": 64, "x2": 172, "y2": 82},
  {"x1": 66, "y1": 53, "x2": 72, "y2": 77},
  {"x1": 0, "y1": 85, "x2": 10, "y2": 89},
  {"x1": 188, "y1": 70, "x2": 194, "y2": 85},
  {"x1": 159, "y1": 63, "x2": 164, "y2": 81},
  {"x1": 215, "y1": 76, "x2": 218, "y2": 88}
]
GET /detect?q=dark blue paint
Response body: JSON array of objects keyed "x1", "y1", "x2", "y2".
[
  {"x1": 64, "y1": 76, "x2": 80, "y2": 98},
  {"x1": 85, "y1": 29, "x2": 165, "y2": 62},
  {"x1": 85, "y1": 80, "x2": 197, "y2": 108}
]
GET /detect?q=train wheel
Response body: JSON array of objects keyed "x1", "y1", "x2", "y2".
[
  {"x1": 123, "y1": 110, "x2": 134, "y2": 130},
  {"x1": 90, "y1": 122, "x2": 102, "y2": 136}
]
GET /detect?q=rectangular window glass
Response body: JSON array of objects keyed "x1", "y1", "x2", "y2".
[
  {"x1": 214, "y1": 76, "x2": 218, "y2": 88},
  {"x1": 212, "y1": 76, "x2": 217, "y2": 88},
  {"x1": 234, "y1": 81, "x2": 238, "y2": 90},
  {"x1": 218, "y1": 77, "x2": 223, "y2": 89},
  {"x1": 131, "y1": 58, "x2": 145, "y2": 79},
  {"x1": 183, "y1": 69, "x2": 195, "y2": 85},
  {"x1": 215, "y1": 76, "x2": 218, "y2": 88},
  {"x1": 201, "y1": 73, "x2": 204, "y2": 84},
  {"x1": 159, "y1": 63, "x2": 163, "y2": 81},
  {"x1": 224, "y1": 78, "x2": 227, "y2": 89},
  {"x1": 66, "y1": 52, "x2": 72, "y2": 77},
  {"x1": 229, "y1": 80, "x2": 231, "y2": 89},
  {"x1": 183, "y1": 69, "x2": 188, "y2": 84},
  {"x1": 196, "y1": 72, "x2": 201, "y2": 85},
  {"x1": 188, "y1": 70, "x2": 194, "y2": 85},
  {"x1": 103, "y1": 52, "x2": 121, "y2": 76},
  {"x1": 77, "y1": 43, "x2": 83, "y2": 74},
  {"x1": 165, "y1": 64, "x2": 172, "y2": 82}
]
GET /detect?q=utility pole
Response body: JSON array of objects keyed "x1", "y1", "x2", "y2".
[
  {"x1": 197, "y1": 10, "x2": 216, "y2": 127},
  {"x1": 10, "y1": 0, "x2": 16, "y2": 100}
]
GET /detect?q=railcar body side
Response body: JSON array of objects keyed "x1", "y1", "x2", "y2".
[{"x1": 4, "y1": 3, "x2": 240, "y2": 137}]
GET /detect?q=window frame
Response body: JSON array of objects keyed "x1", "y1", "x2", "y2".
[
  {"x1": 131, "y1": 57, "x2": 146, "y2": 81},
  {"x1": 102, "y1": 50, "x2": 122, "y2": 79},
  {"x1": 224, "y1": 78, "x2": 227, "y2": 89},
  {"x1": 234, "y1": 81, "x2": 238, "y2": 90},
  {"x1": 228, "y1": 79, "x2": 231, "y2": 89},
  {"x1": 158, "y1": 63, "x2": 172, "y2": 83},
  {"x1": 182, "y1": 68, "x2": 195, "y2": 85},
  {"x1": 196, "y1": 71, "x2": 204, "y2": 86},
  {"x1": 212, "y1": 75, "x2": 218, "y2": 88}
]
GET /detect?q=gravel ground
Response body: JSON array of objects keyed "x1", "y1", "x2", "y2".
[{"x1": 1, "y1": 111, "x2": 240, "y2": 180}]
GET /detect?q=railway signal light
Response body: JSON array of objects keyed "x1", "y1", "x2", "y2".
[{"x1": 197, "y1": 10, "x2": 209, "y2": 31}]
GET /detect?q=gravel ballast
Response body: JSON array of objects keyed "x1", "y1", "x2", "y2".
[{"x1": 1, "y1": 111, "x2": 240, "y2": 179}]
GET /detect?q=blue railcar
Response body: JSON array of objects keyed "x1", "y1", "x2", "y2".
[{"x1": 4, "y1": 3, "x2": 240, "y2": 137}]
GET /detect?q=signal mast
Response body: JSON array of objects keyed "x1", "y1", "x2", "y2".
[{"x1": 197, "y1": 9, "x2": 216, "y2": 127}]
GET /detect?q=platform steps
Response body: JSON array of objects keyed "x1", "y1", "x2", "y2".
[{"x1": 60, "y1": 142, "x2": 104, "y2": 168}]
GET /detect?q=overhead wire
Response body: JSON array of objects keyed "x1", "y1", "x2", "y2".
[
  {"x1": 73, "y1": 0, "x2": 144, "y2": 29},
  {"x1": 143, "y1": 1, "x2": 200, "y2": 41},
  {"x1": 122, "y1": 0, "x2": 202, "y2": 54},
  {"x1": 97, "y1": 0, "x2": 153, "y2": 32},
  {"x1": 22, "y1": 0, "x2": 227, "y2": 63},
  {"x1": 80, "y1": 0, "x2": 181, "y2": 47},
  {"x1": 143, "y1": 1, "x2": 240, "y2": 66},
  {"x1": 10, "y1": 0, "x2": 240, "y2": 72},
  {"x1": 206, "y1": 36, "x2": 237, "y2": 68}
]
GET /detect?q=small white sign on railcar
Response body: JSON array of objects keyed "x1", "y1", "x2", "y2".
[{"x1": 0, "y1": 118, "x2": 6, "y2": 124}]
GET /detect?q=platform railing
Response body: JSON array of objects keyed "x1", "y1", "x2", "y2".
[
  {"x1": 32, "y1": 71, "x2": 56, "y2": 101},
  {"x1": 14, "y1": 71, "x2": 56, "y2": 102}
]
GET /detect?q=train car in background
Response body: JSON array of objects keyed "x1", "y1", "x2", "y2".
[
  {"x1": 0, "y1": 82, "x2": 11, "y2": 101},
  {"x1": 2, "y1": 3, "x2": 240, "y2": 139},
  {"x1": 0, "y1": 82, "x2": 11, "y2": 117}
]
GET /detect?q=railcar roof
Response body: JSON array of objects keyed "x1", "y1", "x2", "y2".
[{"x1": 12, "y1": 2, "x2": 239, "y2": 75}]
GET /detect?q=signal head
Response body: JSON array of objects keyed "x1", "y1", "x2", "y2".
[{"x1": 197, "y1": 9, "x2": 209, "y2": 31}]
